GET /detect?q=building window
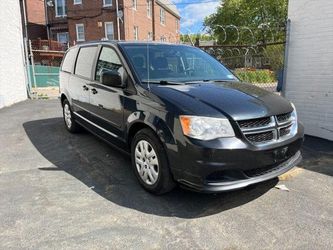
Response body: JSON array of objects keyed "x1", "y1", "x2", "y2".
[
  {"x1": 105, "y1": 22, "x2": 114, "y2": 40},
  {"x1": 55, "y1": 0, "x2": 67, "y2": 17},
  {"x1": 57, "y1": 32, "x2": 69, "y2": 44},
  {"x1": 134, "y1": 26, "x2": 139, "y2": 40},
  {"x1": 160, "y1": 8, "x2": 165, "y2": 25},
  {"x1": 176, "y1": 20, "x2": 179, "y2": 33},
  {"x1": 148, "y1": 32, "x2": 153, "y2": 41},
  {"x1": 147, "y1": 0, "x2": 152, "y2": 18},
  {"x1": 103, "y1": 0, "x2": 112, "y2": 7},
  {"x1": 74, "y1": 0, "x2": 82, "y2": 5},
  {"x1": 76, "y1": 24, "x2": 85, "y2": 41},
  {"x1": 132, "y1": 0, "x2": 137, "y2": 10}
]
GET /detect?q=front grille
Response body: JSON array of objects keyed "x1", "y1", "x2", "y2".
[
  {"x1": 280, "y1": 125, "x2": 292, "y2": 137},
  {"x1": 237, "y1": 112, "x2": 295, "y2": 146},
  {"x1": 238, "y1": 117, "x2": 271, "y2": 129},
  {"x1": 277, "y1": 112, "x2": 292, "y2": 124},
  {"x1": 245, "y1": 131, "x2": 274, "y2": 143}
]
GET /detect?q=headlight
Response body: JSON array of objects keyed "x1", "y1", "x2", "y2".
[
  {"x1": 179, "y1": 115, "x2": 235, "y2": 140},
  {"x1": 290, "y1": 102, "x2": 297, "y2": 122}
]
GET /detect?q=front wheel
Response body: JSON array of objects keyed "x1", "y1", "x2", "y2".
[{"x1": 131, "y1": 128, "x2": 176, "y2": 195}]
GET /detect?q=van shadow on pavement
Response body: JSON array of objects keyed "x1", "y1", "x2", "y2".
[{"x1": 24, "y1": 117, "x2": 278, "y2": 218}]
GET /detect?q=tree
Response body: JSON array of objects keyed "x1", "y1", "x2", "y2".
[{"x1": 204, "y1": 0, "x2": 288, "y2": 45}]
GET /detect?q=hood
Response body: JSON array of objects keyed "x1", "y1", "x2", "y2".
[{"x1": 150, "y1": 82, "x2": 293, "y2": 120}]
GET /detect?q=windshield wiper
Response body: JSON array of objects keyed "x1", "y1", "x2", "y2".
[{"x1": 141, "y1": 80, "x2": 183, "y2": 85}]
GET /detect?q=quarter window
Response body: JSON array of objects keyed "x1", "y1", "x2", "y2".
[
  {"x1": 55, "y1": 0, "x2": 67, "y2": 17},
  {"x1": 75, "y1": 46, "x2": 98, "y2": 79},
  {"x1": 95, "y1": 47, "x2": 123, "y2": 82},
  {"x1": 61, "y1": 47, "x2": 78, "y2": 73},
  {"x1": 76, "y1": 24, "x2": 85, "y2": 41},
  {"x1": 105, "y1": 22, "x2": 114, "y2": 40},
  {"x1": 160, "y1": 8, "x2": 165, "y2": 25}
]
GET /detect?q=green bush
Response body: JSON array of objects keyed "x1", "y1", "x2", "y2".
[{"x1": 234, "y1": 68, "x2": 276, "y2": 83}]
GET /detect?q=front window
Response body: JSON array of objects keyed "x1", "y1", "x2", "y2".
[
  {"x1": 121, "y1": 44, "x2": 238, "y2": 83},
  {"x1": 103, "y1": 0, "x2": 112, "y2": 7},
  {"x1": 147, "y1": 0, "x2": 152, "y2": 18},
  {"x1": 134, "y1": 26, "x2": 139, "y2": 40},
  {"x1": 57, "y1": 32, "x2": 69, "y2": 44},
  {"x1": 160, "y1": 8, "x2": 165, "y2": 25},
  {"x1": 132, "y1": 0, "x2": 137, "y2": 10},
  {"x1": 104, "y1": 22, "x2": 114, "y2": 40},
  {"x1": 55, "y1": 0, "x2": 67, "y2": 17},
  {"x1": 76, "y1": 24, "x2": 85, "y2": 41}
]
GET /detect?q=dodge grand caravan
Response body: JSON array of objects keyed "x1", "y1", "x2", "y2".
[{"x1": 59, "y1": 41, "x2": 304, "y2": 194}]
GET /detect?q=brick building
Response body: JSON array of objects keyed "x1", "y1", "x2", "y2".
[
  {"x1": 46, "y1": 0, "x2": 180, "y2": 45},
  {"x1": 20, "y1": 0, "x2": 48, "y2": 40}
]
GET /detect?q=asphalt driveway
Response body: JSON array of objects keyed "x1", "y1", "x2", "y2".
[{"x1": 0, "y1": 99, "x2": 332, "y2": 249}]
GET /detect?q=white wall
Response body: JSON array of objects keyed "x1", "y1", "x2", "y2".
[
  {"x1": 285, "y1": 0, "x2": 333, "y2": 141},
  {"x1": 0, "y1": 1, "x2": 28, "y2": 108}
]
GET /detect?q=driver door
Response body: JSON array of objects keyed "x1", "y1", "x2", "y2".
[{"x1": 86, "y1": 45, "x2": 126, "y2": 140}]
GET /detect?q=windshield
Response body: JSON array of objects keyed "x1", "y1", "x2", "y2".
[{"x1": 120, "y1": 44, "x2": 238, "y2": 83}]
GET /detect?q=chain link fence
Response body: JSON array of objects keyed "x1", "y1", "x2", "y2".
[
  {"x1": 199, "y1": 42, "x2": 285, "y2": 92},
  {"x1": 28, "y1": 39, "x2": 66, "y2": 98}
]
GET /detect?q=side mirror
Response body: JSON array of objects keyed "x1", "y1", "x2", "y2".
[{"x1": 100, "y1": 70, "x2": 123, "y2": 87}]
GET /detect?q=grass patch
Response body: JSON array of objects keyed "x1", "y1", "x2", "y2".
[{"x1": 234, "y1": 68, "x2": 276, "y2": 83}]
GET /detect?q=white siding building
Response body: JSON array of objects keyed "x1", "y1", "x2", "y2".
[
  {"x1": 285, "y1": 0, "x2": 333, "y2": 140},
  {"x1": 0, "y1": 1, "x2": 27, "y2": 108}
]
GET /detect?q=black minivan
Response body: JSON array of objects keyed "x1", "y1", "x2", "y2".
[{"x1": 60, "y1": 41, "x2": 304, "y2": 194}]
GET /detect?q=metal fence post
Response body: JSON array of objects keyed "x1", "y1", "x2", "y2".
[
  {"x1": 28, "y1": 40, "x2": 37, "y2": 91},
  {"x1": 281, "y1": 19, "x2": 291, "y2": 97},
  {"x1": 23, "y1": 37, "x2": 32, "y2": 97}
]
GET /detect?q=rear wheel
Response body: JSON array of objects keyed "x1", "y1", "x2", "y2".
[
  {"x1": 131, "y1": 128, "x2": 175, "y2": 195},
  {"x1": 62, "y1": 99, "x2": 81, "y2": 133}
]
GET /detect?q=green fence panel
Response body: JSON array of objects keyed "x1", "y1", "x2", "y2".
[{"x1": 29, "y1": 65, "x2": 60, "y2": 87}]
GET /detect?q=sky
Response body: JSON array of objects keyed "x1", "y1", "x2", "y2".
[{"x1": 172, "y1": 0, "x2": 221, "y2": 34}]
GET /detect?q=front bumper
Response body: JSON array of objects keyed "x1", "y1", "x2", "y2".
[
  {"x1": 179, "y1": 150, "x2": 302, "y2": 192},
  {"x1": 167, "y1": 124, "x2": 304, "y2": 193}
]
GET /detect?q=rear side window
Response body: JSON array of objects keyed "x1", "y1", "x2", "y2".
[
  {"x1": 61, "y1": 48, "x2": 78, "y2": 73},
  {"x1": 75, "y1": 46, "x2": 97, "y2": 79}
]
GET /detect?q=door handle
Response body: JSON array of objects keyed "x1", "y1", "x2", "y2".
[
  {"x1": 83, "y1": 85, "x2": 89, "y2": 91},
  {"x1": 91, "y1": 88, "x2": 98, "y2": 95}
]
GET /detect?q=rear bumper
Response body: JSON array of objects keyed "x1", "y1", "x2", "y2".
[{"x1": 178, "y1": 150, "x2": 302, "y2": 192}]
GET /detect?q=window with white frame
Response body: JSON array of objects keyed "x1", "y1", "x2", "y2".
[
  {"x1": 57, "y1": 32, "x2": 69, "y2": 44},
  {"x1": 55, "y1": 0, "x2": 67, "y2": 17},
  {"x1": 104, "y1": 22, "x2": 114, "y2": 40},
  {"x1": 148, "y1": 32, "x2": 153, "y2": 41},
  {"x1": 147, "y1": 0, "x2": 152, "y2": 18},
  {"x1": 76, "y1": 24, "x2": 85, "y2": 41},
  {"x1": 160, "y1": 8, "x2": 165, "y2": 25},
  {"x1": 74, "y1": 0, "x2": 82, "y2": 5},
  {"x1": 132, "y1": 0, "x2": 137, "y2": 10},
  {"x1": 134, "y1": 26, "x2": 139, "y2": 40},
  {"x1": 176, "y1": 20, "x2": 179, "y2": 33},
  {"x1": 103, "y1": 0, "x2": 112, "y2": 7}
]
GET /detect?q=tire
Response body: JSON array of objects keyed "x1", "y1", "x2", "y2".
[
  {"x1": 62, "y1": 99, "x2": 81, "y2": 133},
  {"x1": 131, "y1": 128, "x2": 176, "y2": 195}
]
